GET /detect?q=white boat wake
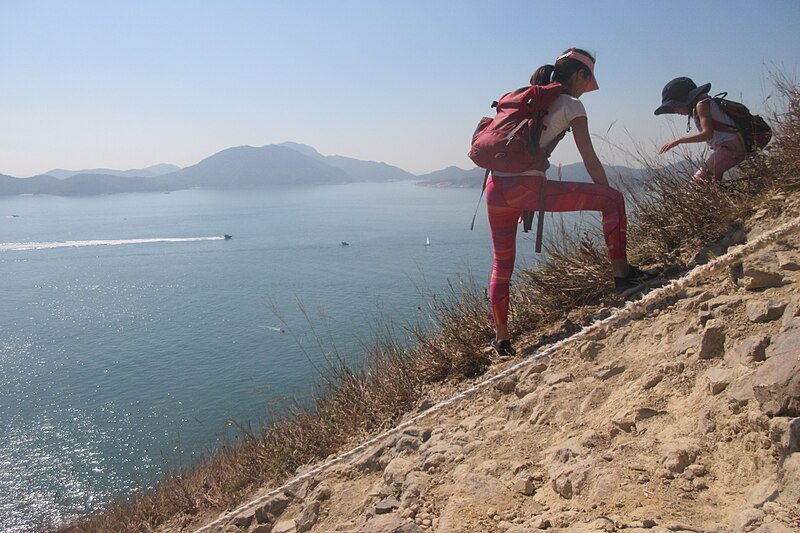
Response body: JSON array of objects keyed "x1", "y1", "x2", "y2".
[{"x1": 0, "y1": 236, "x2": 225, "y2": 252}]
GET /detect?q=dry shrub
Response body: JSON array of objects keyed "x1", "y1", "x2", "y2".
[
  {"x1": 409, "y1": 274, "x2": 493, "y2": 379},
  {"x1": 764, "y1": 73, "x2": 800, "y2": 189},
  {"x1": 512, "y1": 237, "x2": 610, "y2": 333}
]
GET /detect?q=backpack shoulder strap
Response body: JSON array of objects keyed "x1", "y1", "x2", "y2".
[{"x1": 469, "y1": 169, "x2": 491, "y2": 230}]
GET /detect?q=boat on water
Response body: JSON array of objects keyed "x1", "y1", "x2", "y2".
[
  {"x1": 425, "y1": 236, "x2": 431, "y2": 246},
  {"x1": 224, "y1": 234, "x2": 232, "y2": 240},
  {"x1": 341, "y1": 241, "x2": 350, "y2": 246}
]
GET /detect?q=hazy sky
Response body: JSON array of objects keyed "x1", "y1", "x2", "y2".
[{"x1": 1, "y1": 0, "x2": 798, "y2": 177}]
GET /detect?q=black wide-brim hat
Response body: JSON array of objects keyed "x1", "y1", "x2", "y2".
[{"x1": 654, "y1": 77, "x2": 711, "y2": 115}]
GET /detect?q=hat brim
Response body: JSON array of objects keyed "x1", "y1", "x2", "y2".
[{"x1": 654, "y1": 100, "x2": 682, "y2": 115}]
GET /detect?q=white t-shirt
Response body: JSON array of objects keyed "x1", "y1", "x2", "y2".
[{"x1": 539, "y1": 94, "x2": 586, "y2": 147}]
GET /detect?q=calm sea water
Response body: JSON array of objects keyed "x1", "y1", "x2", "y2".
[{"x1": 0, "y1": 182, "x2": 565, "y2": 531}]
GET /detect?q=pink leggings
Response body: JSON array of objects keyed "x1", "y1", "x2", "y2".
[
  {"x1": 693, "y1": 138, "x2": 746, "y2": 182},
  {"x1": 486, "y1": 174, "x2": 628, "y2": 325}
]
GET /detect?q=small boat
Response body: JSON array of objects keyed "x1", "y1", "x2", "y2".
[
  {"x1": 425, "y1": 236, "x2": 431, "y2": 246},
  {"x1": 341, "y1": 241, "x2": 350, "y2": 246},
  {"x1": 224, "y1": 234, "x2": 232, "y2": 240}
]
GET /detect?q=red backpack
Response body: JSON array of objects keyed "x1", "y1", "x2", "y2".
[{"x1": 468, "y1": 82, "x2": 565, "y2": 173}]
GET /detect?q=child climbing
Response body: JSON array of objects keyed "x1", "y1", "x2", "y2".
[
  {"x1": 478, "y1": 48, "x2": 659, "y2": 357},
  {"x1": 655, "y1": 77, "x2": 747, "y2": 182}
]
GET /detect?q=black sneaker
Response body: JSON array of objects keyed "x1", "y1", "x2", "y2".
[
  {"x1": 490, "y1": 338, "x2": 516, "y2": 357},
  {"x1": 614, "y1": 265, "x2": 661, "y2": 296}
]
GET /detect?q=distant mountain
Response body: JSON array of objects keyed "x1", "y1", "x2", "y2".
[
  {"x1": 280, "y1": 142, "x2": 415, "y2": 182},
  {"x1": 417, "y1": 163, "x2": 648, "y2": 189},
  {"x1": 0, "y1": 143, "x2": 651, "y2": 197},
  {"x1": 0, "y1": 173, "x2": 173, "y2": 196},
  {"x1": 416, "y1": 166, "x2": 486, "y2": 188},
  {"x1": 159, "y1": 145, "x2": 351, "y2": 188},
  {"x1": 45, "y1": 163, "x2": 181, "y2": 180}
]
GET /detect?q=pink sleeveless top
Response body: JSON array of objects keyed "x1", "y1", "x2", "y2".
[{"x1": 694, "y1": 97, "x2": 740, "y2": 150}]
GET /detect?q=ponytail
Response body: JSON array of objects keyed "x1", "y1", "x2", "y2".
[
  {"x1": 531, "y1": 48, "x2": 595, "y2": 87},
  {"x1": 531, "y1": 64, "x2": 554, "y2": 86}
]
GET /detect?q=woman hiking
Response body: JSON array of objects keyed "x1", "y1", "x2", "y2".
[
  {"x1": 655, "y1": 77, "x2": 746, "y2": 182},
  {"x1": 485, "y1": 48, "x2": 657, "y2": 357}
]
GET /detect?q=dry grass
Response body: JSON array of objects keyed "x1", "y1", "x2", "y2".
[{"x1": 56, "y1": 78, "x2": 799, "y2": 533}]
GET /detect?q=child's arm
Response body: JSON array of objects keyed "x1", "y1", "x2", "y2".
[
  {"x1": 659, "y1": 100, "x2": 714, "y2": 154},
  {"x1": 571, "y1": 116, "x2": 610, "y2": 187}
]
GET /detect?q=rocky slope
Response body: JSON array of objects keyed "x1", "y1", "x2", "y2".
[{"x1": 196, "y1": 199, "x2": 800, "y2": 533}]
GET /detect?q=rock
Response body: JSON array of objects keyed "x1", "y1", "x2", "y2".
[
  {"x1": 255, "y1": 494, "x2": 290, "y2": 524},
  {"x1": 768, "y1": 417, "x2": 800, "y2": 455},
  {"x1": 513, "y1": 473, "x2": 536, "y2": 495},
  {"x1": 752, "y1": 354, "x2": 800, "y2": 416},
  {"x1": 727, "y1": 373, "x2": 757, "y2": 406},
  {"x1": 521, "y1": 362, "x2": 549, "y2": 379},
  {"x1": 580, "y1": 341, "x2": 604, "y2": 361},
  {"x1": 686, "y1": 463, "x2": 707, "y2": 476},
  {"x1": 375, "y1": 496, "x2": 401, "y2": 515},
  {"x1": 295, "y1": 503, "x2": 320, "y2": 533},
  {"x1": 782, "y1": 298, "x2": 800, "y2": 331},
  {"x1": 659, "y1": 440, "x2": 700, "y2": 474},
  {"x1": 550, "y1": 460, "x2": 590, "y2": 499},
  {"x1": 641, "y1": 370, "x2": 664, "y2": 390},
  {"x1": 699, "y1": 319, "x2": 726, "y2": 359},
  {"x1": 611, "y1": 412, "x2": 636, "y2": 433},
  {"x1": 249, "y1": 524, "x2": 273, "y2": 533},
  {"x1": 727, "y1": 334, "x2": 770, "y2": 365},
  {"x1": 233, "y1": 506, "x2": 258, "y2": 528},
  {"x1": 734, "y1": 508, "x2": 765, "y2": 531},
  {"x1": 738, "y1": 261, "x2": 784, "y2": 290},
  {"x1": 403, "y1": 426, "x2": 433, "y2": 442},
  {"x1": 673, "y1": 333, "x2": 701, "y2": 356},
  {"x1": 594, "y1": 362, "x2": 626, "y2": 381},
  {"x1": 543, "y1": 372, "x2": 574, "y2": 386},
  {"x1": 777, "y1": 453, "x2": 800, "y2": 505},
  {"x1": 747, "y1": 299, "x2": 789, "y2": 323},
  {"x1": 395, "y1": 435, "x2": 423, "y2": 454},
  {"x1": 753, "y1": 523, "x2": 798, "y2": 533},
  {"x1": 746, "y1": 476, "x2": 780, "y2": 507},
  {"x1": 507, "y1": 392, "x2": 542, "y2": 420},
  {"x1": 777, "y1": 251, "x2": 800, "y2": 271},
  {"x1": 361, "y1": 514, "x2": 422, "y2": 533},
  {"x1": 354, "y1": 444, "x2": 386, "y2": 473},
  {"x1": 400, "y1": 471, "x2": 430, "y2": 505},
  {"x1": 529, "y1": 516, "x2": 552, "y2": 529},
  {"x1": 310, "y1": 484, "x2": 332, "y2": 502},
  {"x1": 496, "y1": 377, "x2": 518, "y2": 394},
  {"x1": 271, "y1": 519, "x2": 297, "y2": 533},
  {"x1": 766, "y1": 329, "x2": 800, "y2": 359},
  {"x1": 706, "y1": 367, "x2": 734, "y2": 395},
  {"x1": 384, "y1": 457, "x2": 415, "y2": 486}
]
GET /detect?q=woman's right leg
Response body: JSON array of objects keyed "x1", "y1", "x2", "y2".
[{"x1": 486, "y1": 175, "x2": 524, "y2": 335}]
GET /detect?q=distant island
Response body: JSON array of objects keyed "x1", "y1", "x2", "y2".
[{"x1": 0, "y1": 142, "x2": 646, "y2": 197}]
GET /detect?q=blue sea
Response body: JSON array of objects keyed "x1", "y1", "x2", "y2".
[{"x1": 0, "y1": 181, "x2": 569, "y2": 531}]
